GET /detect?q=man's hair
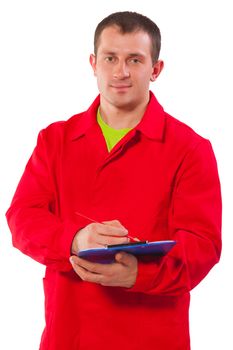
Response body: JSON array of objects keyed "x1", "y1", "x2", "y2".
[{"x1": 94, "y1": 11, "x2": 161, "y2": 64}]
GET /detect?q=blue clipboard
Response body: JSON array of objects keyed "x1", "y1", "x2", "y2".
[{"x1": 77, "y1": 240, "x2": 176, "y2": 263}]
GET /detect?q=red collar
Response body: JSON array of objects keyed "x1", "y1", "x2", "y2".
[{"x1": 68, "y1": 91, "x2": 166, "y2": 142}]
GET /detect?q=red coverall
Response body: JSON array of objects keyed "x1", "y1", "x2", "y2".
[{"x1": 6, "y1": 92, "x2": 222, "y2": 350}]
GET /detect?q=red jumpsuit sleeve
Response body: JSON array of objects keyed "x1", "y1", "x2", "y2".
[
  {"x1": 6, "y1": 129, "x2": 89, "y2": 272},
  {"x1": 129, "y1": 139, "x2": 222, "y2": 296}
]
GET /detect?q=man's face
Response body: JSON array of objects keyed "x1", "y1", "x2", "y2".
[{"x1": 90, "y1": 26, "x2": 163, "y2": 110}]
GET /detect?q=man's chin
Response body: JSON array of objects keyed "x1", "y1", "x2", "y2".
[
  {"x1": 106, "y1": 93, "x2": 136, "y2": 109},
  {"x1": 111, "y1": 98, "x2": 136, "y2": 110}
]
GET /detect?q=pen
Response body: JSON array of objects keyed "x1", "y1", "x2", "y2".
[{"x1": 75, "y1": 211, "x2": 140, "y2": 242}]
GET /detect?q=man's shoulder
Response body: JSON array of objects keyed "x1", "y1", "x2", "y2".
[
  {"x1": 165, "y1": 112, "x2": 207, "y2": 146},
  {"x1": 40, "y1": 111, "x2": 86, "y2": 140},
  {"x1": 42, "y1": 96, "x2": 100, "y2": 139},
  {"x1": 149, "y1": 92, "x2": 208, "y2": 148}
]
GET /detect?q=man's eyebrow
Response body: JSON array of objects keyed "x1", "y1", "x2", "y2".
[
  {"x1": 100, "y1": 51, "x2": 145, "y2": 57},
  {"x1": 128, "y1": 53, "x2": 145, "y2": 57},
  {"x1": 101, "y1": 51, "x2": 117, "y2": 55}
]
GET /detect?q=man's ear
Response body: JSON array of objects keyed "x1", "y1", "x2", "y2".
[
  {"x1": 150, "y1": 60, "x2": 164, "y2": 82},
  {"x1": 89, "y1": 54, "x2": 97, "y2": 76}
]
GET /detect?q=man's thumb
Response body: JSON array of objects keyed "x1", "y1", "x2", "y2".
[{"x1": 115, "y1": 252, "x2": 130, "y2": 265}]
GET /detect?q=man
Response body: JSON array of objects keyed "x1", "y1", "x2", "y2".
[{"x1": 6, "y1": 11, "x2": 221, "y2": 350}]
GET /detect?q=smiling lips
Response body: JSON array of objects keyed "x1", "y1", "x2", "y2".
[{"x1": 110, "y1": 84, "x2": 132, "y2": 90}]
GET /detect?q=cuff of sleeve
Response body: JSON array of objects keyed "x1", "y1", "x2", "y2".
[
  {"x1": 55, "y1": 216, "x2": 91, "y2": 272},
  {"x1": 61, "y1": 216, "x2": 91, "y2": 258},
  {"x1": 127, "y1": 258, "x2": 163, "y2": 293}
]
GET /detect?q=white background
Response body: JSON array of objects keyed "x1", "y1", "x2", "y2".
[{"x1": 0, "y1": 1, "x2": 232, "y2": 349}]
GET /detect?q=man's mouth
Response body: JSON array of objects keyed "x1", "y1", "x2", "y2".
[{"x1": 110, "y1": 84, "x2": 132, "y2": 89}]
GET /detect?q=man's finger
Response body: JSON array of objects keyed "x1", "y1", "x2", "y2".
[
  {"x1": 102, "y1": 219, "x2": 126, "y2": 229},
  {"x1": 96, "y1": 235, "x2": 129, "y2": 246},
  {"x1": 89, "y1": 222, "x2": 128, "y2": 237},
  {"x1": 70, "y1": 255, "x2": 108, "y2": 274},
  {"x1": 72, "y1": 263, "x2": 104, "y2": 284},
  {"x1": 115, "y1": 252, "x2": 135, "y2": 266}
]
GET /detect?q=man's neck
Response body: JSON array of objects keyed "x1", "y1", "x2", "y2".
[{"x1": 99, "y1": 97, "x2": 149, "y2": 130}]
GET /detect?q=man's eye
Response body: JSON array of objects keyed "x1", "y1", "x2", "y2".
[
  {"x1": 105, "y1": 57, "x2": 114, "y2": 62},
  {"x1": 130, "y1": 58, "x2": 140, "y2": 64}
]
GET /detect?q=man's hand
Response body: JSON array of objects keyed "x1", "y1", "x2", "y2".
[
  {"x1": 70, "y1": 252, "x2": 138, "y2": 288},
  {"x1": 71, "y1": 219, "x2": 129, "y2": 254}
]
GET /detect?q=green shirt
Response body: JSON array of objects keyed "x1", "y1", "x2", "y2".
[{"x1": 97, "y1": 108, "x2": 132, "y2": 152}]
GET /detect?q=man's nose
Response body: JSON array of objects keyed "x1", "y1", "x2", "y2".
[{"x1": 113, "y1": 61, "x2": 130, "y2": 79}]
